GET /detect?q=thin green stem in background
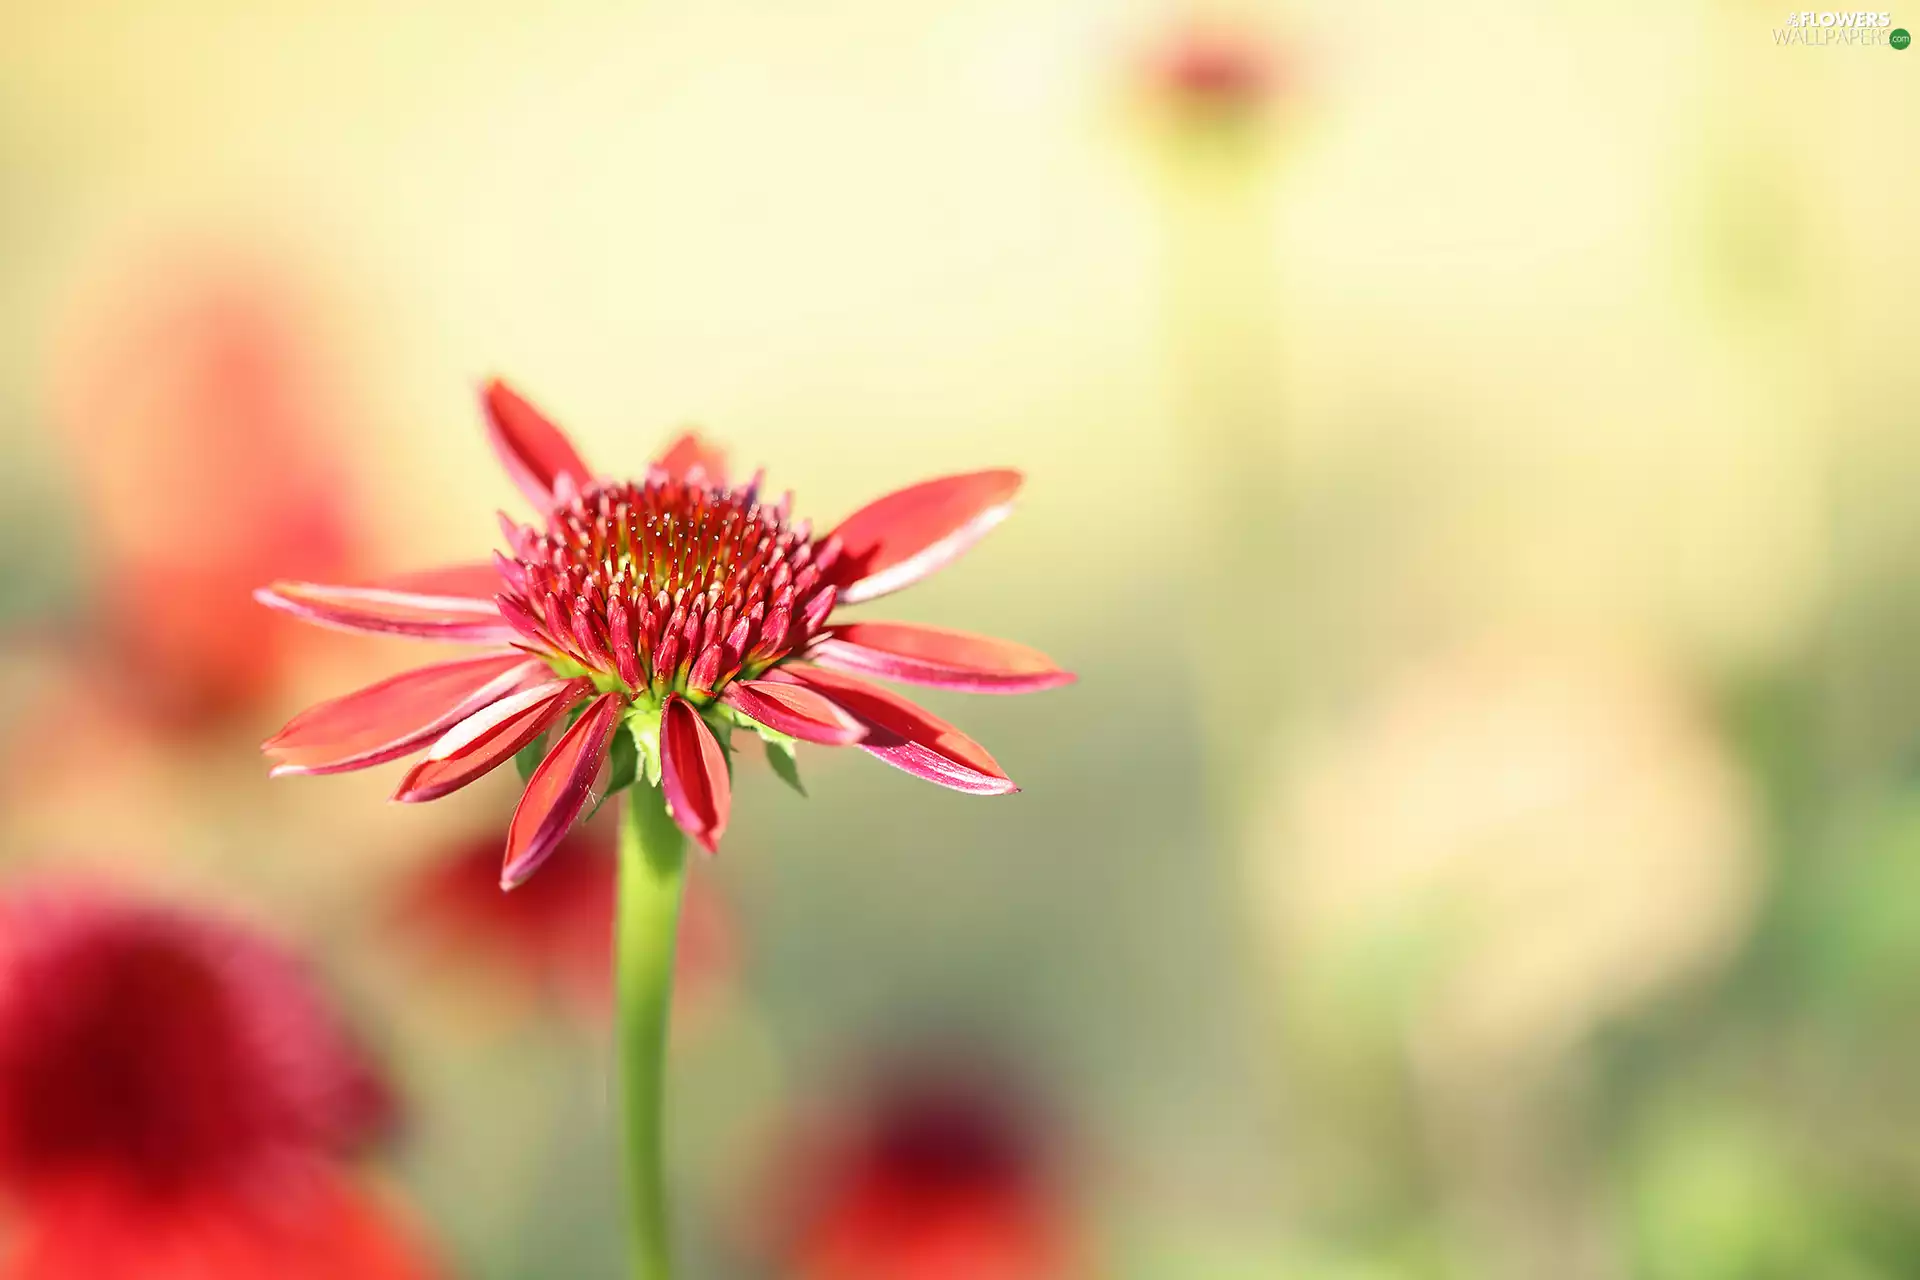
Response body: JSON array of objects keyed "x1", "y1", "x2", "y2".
[{"x1": 615, "y1": 782, "x2": 687, "y2": 1280}]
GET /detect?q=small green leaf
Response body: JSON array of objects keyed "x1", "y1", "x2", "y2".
[
  {"x1": 585, "y1": 724, "x2": 641, "y2": 820},
  {"x1": 605, "y1": 722, "x2": 639, "y2": 793},
  {"x1": 514, "y1": 733, "x2": 549, "y2": 783},
  {"x1": 746, "y1": 718, "x2": 802, "y2": 795},
  {"x1": 764, "y1": 735, "x2": 806, "y2": 796},
  {"x1": 625, "y1": 703, "x2": 664, "y2": 787}
]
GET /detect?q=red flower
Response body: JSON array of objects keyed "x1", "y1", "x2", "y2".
[
  {"x1": 766, "y1": 1066, "x2": 1079, "y2": 1280},
  {"x1": 49, "y1": 260, "x2": 358, "y2": 731},
  {"x1": 259, "y1": 381, "x2": 1072, "y2": 886},
  {"x1": 0, "y1": 887, "x2": 437, "y2": 1279},
  {"x1": 395, "y1": 819, "x2": 738, "y2": 1014},
  {"x1": 1147, "y1": 20, "x2": 1283, "y2": 115}
]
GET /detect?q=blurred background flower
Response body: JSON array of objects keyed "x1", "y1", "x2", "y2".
[
  {"x1": 1257, "y1": 640, "x2": 1758, "y2": 1082},
  {"x1": 0, "y1": 884, "x2": 436, "y2": 1279},
  {"x1": 44, "y1": 251, "x2": 361, "y2": 733},
  {"x1": 1140, "y1": 14, "x2": 1287, "y2": 125},
  {"x1": 393, "y1": 812, "x2": 739, "y2": 1023},
  {"x1": 744, "y1": 1050, "x2": 1080, "y2": 1280},
  {"x1": 0, "y1": 0, "x2": 1915, "y2": 1275}
]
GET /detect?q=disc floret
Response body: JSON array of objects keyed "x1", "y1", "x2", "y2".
[{"x1": 495, "y1": 472, "x2": 840, "y2": 708}]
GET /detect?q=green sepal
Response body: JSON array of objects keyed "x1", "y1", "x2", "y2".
[
  {"x1": 604, "y1": 723, "x2": 640, "y2": 795},
  {"x1": 715, "y1": 700, "x2": 805, "y2": 796},
  {"x1": 586, "y1": 722, "x2": 642, "y2": 821},
  {"x1": 514, "y1": 732, "x2": 549, "y2": 783},
  {"x1": 624, "y1": 701, "x2": 665, "y2": 789},
  {"x1": 763, "y1": 734, "x2": 806, "y2": 796}
]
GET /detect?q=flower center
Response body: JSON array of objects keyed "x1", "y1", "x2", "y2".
[{"x1": 496, "y1": 475, "x2": 840, "y2": 699}]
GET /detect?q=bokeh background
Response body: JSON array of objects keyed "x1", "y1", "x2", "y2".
[{"x1": 3, "y1": 1, "x2": 1919, "y2": 1275}]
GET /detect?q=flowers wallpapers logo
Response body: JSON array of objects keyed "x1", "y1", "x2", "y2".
[{"x1": 1773, "y1": 9, "x2": 1904, "y2": 42}]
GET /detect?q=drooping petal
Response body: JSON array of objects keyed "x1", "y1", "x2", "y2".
[
  {"x1": 372, "y1": 562, "x2": 507, "y2": 601},
  {"x1": 779, "y1": 665, "x2": 1016, "y2": 794},
  {"x1": 661, "y1": 694, "x2": 732, "y2": 853},
  {"x1": 482, "y1": 378, "x2": 593, "y2": 509},
  {"x1": 826, "y1": 470, "x2": 1022, "y2": 604},
  {"x1": 255, "y1": 579, "x2": 516, "y2": 643},
  {"x1": 811, "y1": 622, "x2": 1074, "y2": 695},
  {"x1": 721, "y1": 679, "x2": 867, "y2": 745},
  {"x1": 393, "y1": 678, "x2": 590, "y2": 804},
  {"x1": 265, "y1": 653, "x2": 542, "y2": 776},
  {"x1": 653, "y1": 431, "x2": 729, "y2": 487},
  {"x1": 501, "y1": 692, "x2": 623, "y2": 888}
]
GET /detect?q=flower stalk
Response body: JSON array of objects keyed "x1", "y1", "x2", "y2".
[{"x1": 615, "y1": 781, "x2": 687, "y2": 1280}]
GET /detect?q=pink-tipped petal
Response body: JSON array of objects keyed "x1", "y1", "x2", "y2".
[
  {"x1": 502, "y1": 692, "x2": 624, "y2": 887},
  {"x1": 721, "y1": 675, "x2": 871, "y2": 744},
  {"x1": 393, "y1": 678, "x2": 589, "y2": 804},
  {"x1": 372, "y1": 562, "x2": 507, "y2": 601},
  {"x1": 661, "y1": 694, "x2": 732, "y2": 853},
  {"x1": 721, "y1": 679, "x2": 867, "y2": 746},
  {"x1": 255, "y1": 580, "x2": 516, "y2": 643},
  {"x1": 811, "y1": 622, "x2": 1074, "y2": 695},
  {"x1": 826, "y1": 469, "x2": 1022, "y2": 604},
  {"x1": 779, "y1": 665, "x2": 1016, "y2": 795},
  {"x1": 265, "y1": 653, "x2": 541, "y2": 776},
  {"x1": 483, "y1": 378, "x2": 594, "y2": 509},
  {"x1": 653, "y1": 431, "x2": 729, "y2": 487}
]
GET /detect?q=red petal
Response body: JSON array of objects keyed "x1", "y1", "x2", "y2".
[
  {"x1": 811, "y1": 622, "x2": 1073, "y2": 695},
  {"x1": 483, "y1": 378, "x2": 593, "y2": 509},
  {"x1": 653, "y1": 431, "x2": 729, "y2": 487},
  {"x1": 501, "y1": 692, "x2": 624, "y2": 887},
  {"x1": 720, "y1": 679, "x2": 866, "y2": 745},
  {"x1": 779, "y1": 665, "x2": 1015, "y2": 794},
  {"x1": 255, "y1": 580, "x2": 515, "y2": 642},
  {"x1": 265, "y1": 653, "x2": 541, "y2": 776},
  {"x1": 371, "y1": 562, "x2": 506, "y2": 601},
  {"x1": 826, "y1": 470, "x2": 1022, "y2": 604},
  {"x1": 393, "y1": 678, "x2": 589, "y2": 803},
  {"x1": 661, "y1": 694, "x2": 732, "y2": 853}
]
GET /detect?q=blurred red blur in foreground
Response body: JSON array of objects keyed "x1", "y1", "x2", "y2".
[{"x1": 0, "y1": 884, "x2": 438, "y2": 1279}]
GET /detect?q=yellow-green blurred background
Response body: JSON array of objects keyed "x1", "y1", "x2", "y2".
[{"x1": 4, "y1": 0, "x2": 1920, "y2": 1275}]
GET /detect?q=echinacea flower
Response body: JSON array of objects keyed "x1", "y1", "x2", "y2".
[
  {"x1": 759, "y1": 1061, "x2": 1079, "y2": 1280},
  {"x1": 259, "y1": 379, "x2": 1071, "y2": 1278},
  {"x1": 0, "y1": 886, "x2": 437, "y2": 1280},
  {"x1": 258, "y1": 380, "x2": 1073, "y2": 887}
]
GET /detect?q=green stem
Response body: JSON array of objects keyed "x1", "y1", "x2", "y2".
[{"x1": 615, "y1": 783, "x2": 687, "y2": 1280}]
